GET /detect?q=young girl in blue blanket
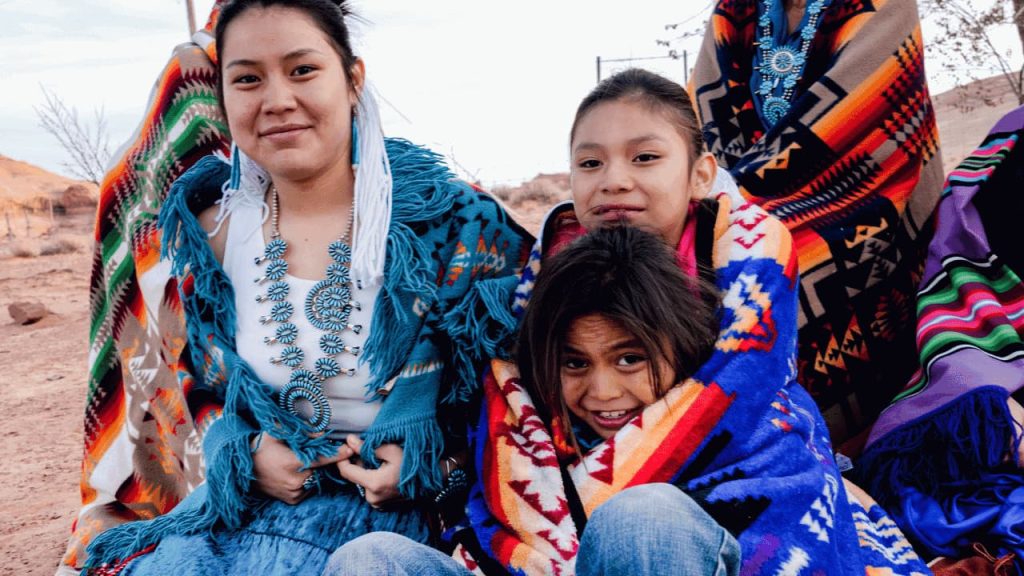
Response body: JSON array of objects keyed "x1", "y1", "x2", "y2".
[{"x1": 327, "y1": 70, "x2": 929, "y2": 575}]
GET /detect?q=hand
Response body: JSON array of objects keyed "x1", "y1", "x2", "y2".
[
  {"x1": 251, "y1": 433, "x2": 354, "y2": 504},
  {"x1": 336, "y1": 436, "x2": 404, "y2": 508}
]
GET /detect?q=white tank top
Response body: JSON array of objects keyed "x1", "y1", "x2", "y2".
[{"x1": 222, "y1": 199, "x2": 382, "y2": 436}]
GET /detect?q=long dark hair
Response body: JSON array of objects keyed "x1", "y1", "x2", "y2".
[
  {"x1": 516, "y1": 226, "x2": 719, "y2": 448},
  {"x1": 214, "y1": 0, "x2": 360, "y2": 107},
  {"x1": 570, "y1": 68, "x2": 704, "y2": 163}
]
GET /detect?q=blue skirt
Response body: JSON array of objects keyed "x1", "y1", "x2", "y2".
[{"x1": 121, "y1": 486, "x2": 430, "y2": 576}]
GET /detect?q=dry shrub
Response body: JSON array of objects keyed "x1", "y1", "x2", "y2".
[
  {"x1": 40, "y1": 236, "x2": 85, "y2": 256},
  {"x1": 0, "y1": 236, "x2": 85, "y2": 259},
  {"x1": 3, "y1": 240, "x2": 41, "y2": 258},
  {"x1": 489, "y1": 185, "x2": 516, "y2": 204}
]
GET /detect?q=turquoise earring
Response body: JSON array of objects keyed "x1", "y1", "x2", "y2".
[
  {"x1": 228, "y1": 143, "x2": 241, "y2": 190},
  {"x1": 350, "y1": 110, "x2": 360, "y2": 169}
]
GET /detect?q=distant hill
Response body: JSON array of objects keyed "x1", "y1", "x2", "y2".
[
  {"x1": 933, "y1": 75, "x2": 1019, "y2": 173},
  {"x1": 0, "y1": 155, "x2": 97, "y2": 213}
]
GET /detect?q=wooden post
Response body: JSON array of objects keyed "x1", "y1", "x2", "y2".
[{"x1": 186, "y1": 0, "x2": 197, "y2": 36}]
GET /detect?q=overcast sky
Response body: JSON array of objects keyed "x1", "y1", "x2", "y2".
[{"x1": 1, "y1": 1, "x2": 1020, "y2": 186}]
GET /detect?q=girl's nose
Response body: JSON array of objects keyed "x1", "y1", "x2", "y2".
[
  {"x1": 600, "y1": 161, "x2": 634, "y2": 194},
  {"x1": 586, "y1": 369, "x2": 624, "y2": 401},
  {"x1": 262, "y1": 76, "x2": 297, "y2": 114}
]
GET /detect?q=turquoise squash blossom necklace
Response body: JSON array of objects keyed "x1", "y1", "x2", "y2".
[
  {"x1": 754, "y1": 0, "x2": 829, "y2": 127},
  {"x1": 254, "y1": 187, "x2": 362, "y2": 433}
]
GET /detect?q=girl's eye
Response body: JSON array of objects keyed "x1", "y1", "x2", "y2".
[
  {"x1": 633, "y1": 153, "x2": 660, "y2": 163},
  {"x1": 564, "y1": 357, "x2": 588, "y2": 370},
  {"x1": 576, "y1": 159, "x2": 601, "y2": 169},
  {"x1": 617, "y1": 353, "x2": 646, "y2": 366},
  {"x1": 292, "y1": 65, "x2": 317, "y2": 76},
  {"x1": 232, "y1": 74, "x2": 260, "y2": 85}
]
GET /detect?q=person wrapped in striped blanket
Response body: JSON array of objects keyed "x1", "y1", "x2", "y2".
[{"x1": 325, "y1": 69, "x2": 931, "y2": 576}]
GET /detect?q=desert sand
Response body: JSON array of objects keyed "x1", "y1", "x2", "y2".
[{"x1": 0, "y1": 79, "x2": 1018, "y2": 575}]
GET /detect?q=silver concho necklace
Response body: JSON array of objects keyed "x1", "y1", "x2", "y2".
[{"x1": 254, "y1": 187, "x2": 361, "y2": 432}]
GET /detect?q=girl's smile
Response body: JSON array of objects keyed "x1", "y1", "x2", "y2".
[{"x1": 560, "y1": 314, "x2": 676, "y2": 439}]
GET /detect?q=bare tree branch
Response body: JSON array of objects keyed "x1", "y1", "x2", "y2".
[
  {"x1": 922, "y1": 0, "x2": 1024, "y2": 106},
  {"x1": 34, "y1": 85, "x2": 112, "y2": 184}
]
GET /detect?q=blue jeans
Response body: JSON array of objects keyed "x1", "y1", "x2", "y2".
[
  {"x1": 323, "y1": 483, "x2": 740, "y2": 576},
  {"x1": 576, "y1": 483, "x2": 740, "y2": 576},
  {"x1": 322, "y1": 532, "x2": 473, "y2": 576}
]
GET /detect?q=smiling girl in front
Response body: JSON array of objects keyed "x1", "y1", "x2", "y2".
[{"x1": 515, "y1": 226, "x2": 735, "y2": 575}]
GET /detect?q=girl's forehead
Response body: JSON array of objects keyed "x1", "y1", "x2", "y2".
[
  {"x1": 222, "y1": 6, "x2": 332, "y2": 60},
  {"x1": 572, "y1": 98, "x2": 687, "y2": 144}
]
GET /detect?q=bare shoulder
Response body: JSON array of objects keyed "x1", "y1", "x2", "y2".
[{"x1": 197, "y1": 204, "x2": 229, "y2": 264}]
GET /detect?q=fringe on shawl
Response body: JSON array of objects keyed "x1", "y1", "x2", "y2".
[
  {"x1": 439, "y1": 275, "x2": 521, "y2": 404},
  {"x1": 857, "y1": 385, "x2": 1022, "y2": 508},
  {"x1": 360, "y1": 139, "x2": 456, "y2": 392},
  {"x1": 86, "y1": 158, "x2": 335, "y2": 568},
  {"x1": 361, "y1": 414, "x2": 446, "y2": 499}
]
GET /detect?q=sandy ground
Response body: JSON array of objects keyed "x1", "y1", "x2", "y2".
[
  {"x1": 0, "y1": 84, "x2": 1018, "y2": 575},
  {"x1": 0, "y1": 210, "x2": 93, "y2": 576}
]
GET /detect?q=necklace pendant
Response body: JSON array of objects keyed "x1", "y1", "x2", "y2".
[
  {"x1": 264, "y1": 238, "x2": 287, "y2": 260},
  {"x1": 278, "y1": 345, "x2": 305, "y2": 368},
  {"x1": 315, "y1": 357, "x2": 341, "y2": 379},
  {"x1": 278, "y1": 377, "x2": 329, "y2": 430},
  {"x1": 275, "y1": 323, "x2": 298, "y2": 345},
  {"x1": 266, "y1": 281, "x2": 290, "y2": 302},
  {"x1": 328, "y1": 240, "x2": 352, "y2": 264},
  {"x1": 318, "y1": 333, "x2": 360, "y2": 357}
]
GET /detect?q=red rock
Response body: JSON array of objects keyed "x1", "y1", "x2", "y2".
[{"x1": 8, "y1": 301, "x2": 49, "y2": 325}]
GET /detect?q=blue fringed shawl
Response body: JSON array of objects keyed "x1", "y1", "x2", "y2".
[{"x1": 84, "y1": 138, "x2": 532, "y2": 567}]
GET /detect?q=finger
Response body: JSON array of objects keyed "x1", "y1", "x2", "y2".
[
  {"x1": 310, "y1": 445, "x2": 355, "y2": 468},
  {"x1": 373, "y1": 443, "x2": 403, "y2": 464},
  {"x1": 345, "y1": 435, "x2": 364, "y2": 453},
  {"x1": 336, "y1": 457, "x2": 377, "y2": 489}
]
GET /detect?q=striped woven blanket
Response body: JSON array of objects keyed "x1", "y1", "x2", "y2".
[
  {"x1": 859, "y1": 106, "x2": 1024, "y2": 565},
  {"x1": 692, "y1": 0, "x2": 943, "y2": 445},
  {"x1": 452, "y1": 193, "x2": 929, "y2": 575},
  {"x1": 59, "y1": 16, "x2": 228, "y2": 571}
]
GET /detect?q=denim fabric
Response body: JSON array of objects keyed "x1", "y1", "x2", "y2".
[
  {"x1": 325, "y1": 483, "x2": 740, "y2": 576},
  {"x1": 576, "y1": 483, "x2": 741, "y2": 576},
  {"x1": 122, "y1": 488, "x2": 429, "y2": 576},
  {"x1": 322, "y1": 533, "x2": 473, "y2": 576}
]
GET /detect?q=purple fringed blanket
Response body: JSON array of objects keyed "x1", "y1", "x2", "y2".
[{"x1": 860, "y1": 105, "x2": 1024, "y2": 565}]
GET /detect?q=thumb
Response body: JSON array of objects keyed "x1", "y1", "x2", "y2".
[{"x1": 310, "y1": 444, "x2": 355, "y2": 467}]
